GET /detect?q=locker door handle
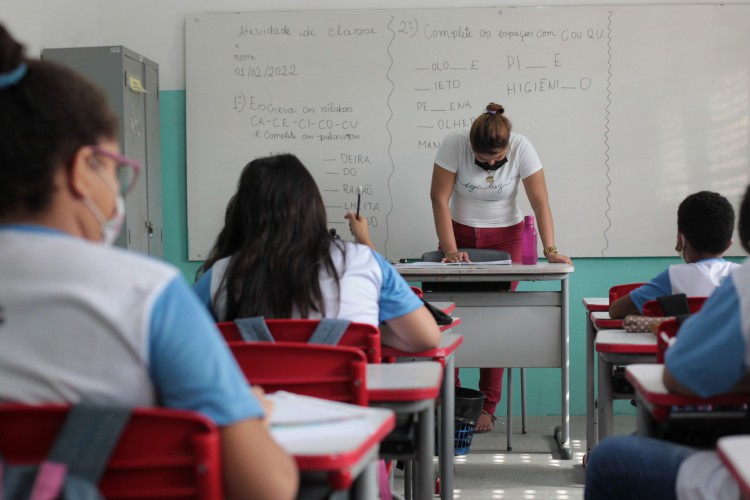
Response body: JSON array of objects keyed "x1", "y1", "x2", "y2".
[{"x1": 145, "y1": 221, "x2": 154, "y2": 238}]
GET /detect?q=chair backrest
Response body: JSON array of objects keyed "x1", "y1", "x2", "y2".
[
  {"x1": 421, "y1": 248, "x2": 511, "y2": 263},
  {"x1": 0, "y1": 405, "x2": 222, "y2": 499},
  {"x1": 420, "y1": 248, "x2": 512, "y2": 293},
  {"x1": 656, "y1": 318, "x2": 681, "y2": 363},
  {"x1": 217, "y1": 319, "x2": 381, "y2": 363},
  {"x1": 608, "y1": 282, "x2": 646, "y2": 303},
  {"x1": 642, "y1": 296, "x2": 707, "y2": 317},
  {"x1": 229, "y1": 341, "x2": 369, "y2": 406}
]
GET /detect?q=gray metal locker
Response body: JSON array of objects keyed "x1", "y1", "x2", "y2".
[{"x1": 41, "y1": 46, "x2": 163, "y2": 258}]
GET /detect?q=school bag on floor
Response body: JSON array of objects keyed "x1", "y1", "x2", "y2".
[{"x1": 0, "y1": 403, "x2": 131, "y2": 500}]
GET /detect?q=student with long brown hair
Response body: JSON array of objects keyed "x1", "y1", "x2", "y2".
[{"x1": 195, "y1": 153, "x2": 441, "y2": 352}]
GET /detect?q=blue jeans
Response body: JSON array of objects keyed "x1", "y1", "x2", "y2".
[{"x1": 585, "y1": 435, "x2": 697, "y2": 500}]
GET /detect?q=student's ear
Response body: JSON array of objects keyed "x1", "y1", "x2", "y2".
[
  {"x1": 66, "y1": 146, "x2": 96, "y2": 199},
  {"x1": 674, "y1": 232, "x2": 684, "y2": 253}
]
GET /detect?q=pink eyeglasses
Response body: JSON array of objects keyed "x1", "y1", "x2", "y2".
[{"x1": 89, "y1": 145, "x2": 142, "y2": 195}]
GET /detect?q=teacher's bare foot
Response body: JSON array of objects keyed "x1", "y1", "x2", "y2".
[{"x1": 474, "y1": 410, "x2": 496, "y2": 433}]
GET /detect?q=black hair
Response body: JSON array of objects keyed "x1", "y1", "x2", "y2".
[
  {"x1": 739, "y1": 185, "x2": 750, "y2": 254},
  {"x1": 677, "y1": 191, "x2": 735, "y2": 254},
  {"x1": 198, "y1": 154, "x2": 344, "y2": 319},
  {"x1": 0, "y1": 24, "x2": 118, "y2": 216},
  {"x1": 469, "y1": 102, "x2": 512, "y2": 154}
]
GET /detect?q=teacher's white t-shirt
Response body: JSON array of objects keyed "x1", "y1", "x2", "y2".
[{"x1": 434, "y1": 129, "x2": 542, "y2": 228}]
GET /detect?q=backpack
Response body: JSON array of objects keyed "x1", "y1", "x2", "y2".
[{"x1": 0, "y1": 403, "x2": 131, "y2": 500}]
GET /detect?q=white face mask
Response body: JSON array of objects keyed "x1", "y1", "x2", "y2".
[{"x1": 83, "y1": 194, "x2": 125, "y2": 246}]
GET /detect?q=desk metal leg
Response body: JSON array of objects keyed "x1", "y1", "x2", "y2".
[
  {"x1": 439, "y1": 356, "x2": 455, "y2": 500},
  {"x1": 597, "y1": 355, "x2": 614, "y2": 441},
  {"x1": 521, "y1": 368, "x2": 527, "y2": 434},
  {"x1": 414, "y1": 402, "x2": 434, "y2": 500},
  {"x1": 353, "y1": 460, "x2": 378, "y2": 500},
  {"x1": 554, "y1": 278, "x2": 572, "y2": 459},
  {"x1": 507, "y1": 368, "x2": 513, "y2": 451},
  {"x1": 586, "y1": 313, "x2": 597, "y2": 452}
]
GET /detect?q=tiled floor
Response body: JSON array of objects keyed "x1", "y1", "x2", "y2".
[{"x1": 394, "y1": 414, "x2": 636, "y2": 499}]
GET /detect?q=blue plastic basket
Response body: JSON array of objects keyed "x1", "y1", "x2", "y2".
[{"x1": 454, "y1": 417, "x2": 476, "y2": 456}]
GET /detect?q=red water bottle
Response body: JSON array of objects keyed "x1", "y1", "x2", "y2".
[{"x1": 521, "y1": 215, "x2": 538, "y2": 265}]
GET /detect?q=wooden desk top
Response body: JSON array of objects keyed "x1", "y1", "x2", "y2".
[
  {"x1": 381, "y1": 332, "x2": 463, "y2": 359},
  {"x1": 366, "y1": 362, "x2": 443, "y2": 402},
  {"x1": 625, "y1": 364, "x2": 749, "y2": 408},
  {"x1": 595, "y1": 330, "x2": 656, "y2": 354},
  {"x1": 591, "y1": 311, "x2": 623, "y2": 330},
  {"x1": 394, "y1": 262, "x2": 574, "y2": 279},
  {"x1": 269, "y1": 392, "x2": 395, "y2": 473},
  {"x1": 582, "y1": 297, "x2": 609, "y2": 312}
]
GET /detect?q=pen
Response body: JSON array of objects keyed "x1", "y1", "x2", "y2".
[{"x1": 356, "y1": 185, "x2": 362, "y2": 219}]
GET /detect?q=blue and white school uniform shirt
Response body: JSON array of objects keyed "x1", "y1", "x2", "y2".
[
  {"x1": 629, "y1": 258, "x2": 740, "y2": 313},
  {"x1": 194, "y1": 241, "x2": 423, "y2": 324},
  {"x1": 0, "y1": 225, "x2": 262, "y2": 426},
  {"x1": 666, "y1": 257, "x2": 750, "y2": 500}
]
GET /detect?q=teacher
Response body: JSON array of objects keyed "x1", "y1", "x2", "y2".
[{"x1": 430, "y1": 102, "x2": 572, "y2": 433}]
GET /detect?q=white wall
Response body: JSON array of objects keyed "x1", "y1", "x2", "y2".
[{"x1": 4, "y1": 0, "x2": 749, "y2": 90}]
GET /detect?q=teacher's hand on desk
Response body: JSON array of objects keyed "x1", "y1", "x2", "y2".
[
  {"x1": 442, "y1": 250, "x2": 471, "y2": 263},
  {"x1": 545, "y1": 250, "x2": 572, "y2": 265}
]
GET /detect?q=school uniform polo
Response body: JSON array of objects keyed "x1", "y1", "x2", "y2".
[
  {"x1": 666, "y1": 258, "x2": 750, "y2": 500},
  {"x1": 0, "y1": 225, "x2": 262, "y2": 426},
  {"x1": 194, "y1": 241, "x2": 423, "y2": 324},
  {"x1": 629, "y1": 258, "x2": 740, "y2": 312}
]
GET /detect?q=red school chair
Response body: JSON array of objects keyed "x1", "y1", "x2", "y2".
[
  {"x1": 642, "y1": 297, "x2": 707, "y2": 317},
  {"x1": 0, "y1": 405, "x2": 222, "y2": 499},
  {"x1": 410, "y1": 286, "x2": 424, "y2": 298},
  {"x1": 608, "y1": 282, "x2": 647, "y2": 304},
  {"x1": 229, "y1": 341, "x2": 369, "y2": 406},
  {"x1": 656, "y1": 318, "x2": 681, "y2": 363},
  {"x1": 217, "y1": 318, "x2": 382, "y2": 364}
]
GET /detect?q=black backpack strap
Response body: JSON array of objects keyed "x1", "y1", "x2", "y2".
[
  {"x1": 46, "y1": 403, "x2": 131, "y2": 483},
  {"x1": 307, "y1": 318, "x2": 351, "y2": 345},
  {"x1": 421, "y1": 299, "x2": 453, "y2": 326},
  {"x1": 657, "y1": 293, "x2": 690, "y2": 316},
  {"x1": 234, "y1": 316, "x2": 275, "y2": 342}
]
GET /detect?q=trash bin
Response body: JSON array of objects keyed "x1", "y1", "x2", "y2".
[{"x1": 453, "y1": 387, "x2": 485, "y2": 456}]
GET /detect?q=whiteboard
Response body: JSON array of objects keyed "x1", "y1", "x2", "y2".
[{"x1": 186, "y1": 6, "x2": 750, "y2": 259}]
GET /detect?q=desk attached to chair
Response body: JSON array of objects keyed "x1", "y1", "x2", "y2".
[{"x1": 395, "y1": 262, "x2": 574, "y2": 460}]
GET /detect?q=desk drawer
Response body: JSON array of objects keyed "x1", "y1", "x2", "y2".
[{"x1": 451, "y1": 304, "x2": 562, "y2": 368}]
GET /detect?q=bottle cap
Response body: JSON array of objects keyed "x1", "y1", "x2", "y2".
[{"x1": 524, "y1": 215, "x2": 535, "y2": 225}]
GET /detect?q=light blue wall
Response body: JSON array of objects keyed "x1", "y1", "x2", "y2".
[{"x1": 159, "y1": 90, "x2": 742, "y2": 417}]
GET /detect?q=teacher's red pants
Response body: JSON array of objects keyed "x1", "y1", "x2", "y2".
[{"x1": 450, "y1": 219, "x2": 524, "y2": 416}]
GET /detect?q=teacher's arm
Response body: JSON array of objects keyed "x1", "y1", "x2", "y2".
[
  {"x1": 430, "y1": 164, "x2": 470, "y2": 263},
  {"x1": 522, "y1": 169, "x2": 572, "y2": 265}
]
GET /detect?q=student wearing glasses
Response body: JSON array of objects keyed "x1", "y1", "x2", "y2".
[
  {"x1": 0, "y1": 24, "x2": 297, "y2": 499},
  {"x1": 430, "y1": 102, "x2": 572, "y2": 432}
]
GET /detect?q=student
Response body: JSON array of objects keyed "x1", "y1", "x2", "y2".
[
  {"x1": 585, "y1": 184, "x2": 750, "y2": 500},
  {"x1": 0, "y1": 25, "x2": 297, "y2": 500},
  {"x1": 609, "y1": 191, "x2": 739, "y2": 319},
  {"x1": 194, "y1": 154, "x2": 441, "y2": 353}
]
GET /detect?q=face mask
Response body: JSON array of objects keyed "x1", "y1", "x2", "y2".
[
  {"x1": 474, "y1": 156, "x2": 508, "y2": 171},
  {"x1": 83, "y1": 194, "x2": 125, "y2": 246}
]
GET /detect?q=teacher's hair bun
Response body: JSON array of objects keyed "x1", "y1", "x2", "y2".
[{"x1": 486, "y1": 103, "x2": 505, "y2": 115}]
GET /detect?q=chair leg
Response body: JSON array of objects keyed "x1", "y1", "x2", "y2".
[
  {"x1": 521, "y1": 368, "x2": 527, "y2": 434},
  {"x1": 507, "y1": 368, "x2": 513, "y2": 451}
]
